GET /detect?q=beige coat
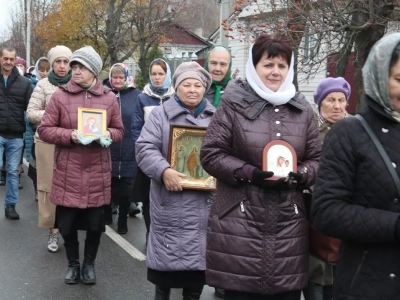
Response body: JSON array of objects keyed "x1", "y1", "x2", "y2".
[{"x1": 27, "y1": 78, "x2": 58, "y2": 228}]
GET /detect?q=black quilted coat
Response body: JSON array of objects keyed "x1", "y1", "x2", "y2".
[
  {"x1": 200, "y1": 79, "x2": 321, "y2": 295},
  {"x1": 0, "y1": 67, "x2": 32, "y2": 138},
  {"x1": 312, "y1": 97, "x2": 400, "y2": 300}
]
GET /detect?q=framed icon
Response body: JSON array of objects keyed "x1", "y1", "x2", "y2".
[
  {"x1": 77, "y1": 108, "x2": 107, "y2": 137},
  {"x1": 262, "y1": 140, "x2": 297, "y2": 180},
  {"x1": 167, "y1": 125, "x2": 216, "y2": 191}
]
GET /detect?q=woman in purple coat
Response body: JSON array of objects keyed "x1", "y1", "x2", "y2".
[{"x1": 135, "y1": 62, "x2": 215, "y2": 300}]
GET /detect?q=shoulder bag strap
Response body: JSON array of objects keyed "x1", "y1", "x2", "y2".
[{"x1": 355, "y1": 114, "x2": 400, "y2": 196}]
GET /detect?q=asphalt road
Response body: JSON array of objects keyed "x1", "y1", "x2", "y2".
[{"x1": 0, "y1": 165, "x2": 219, "y2": 300}]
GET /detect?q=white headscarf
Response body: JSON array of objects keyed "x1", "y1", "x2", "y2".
[{"x1": 245, "y1": 44, "x2": 296, "y2": 106}]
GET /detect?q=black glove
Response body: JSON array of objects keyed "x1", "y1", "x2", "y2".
[
  {"x1": 288, "y1": 172, "x2": 303, "y2": 185},
  {"x1": 251, "y1": 168, "x2": 274, "y2": 186}
]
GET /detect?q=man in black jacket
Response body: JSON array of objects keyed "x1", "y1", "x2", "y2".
[{"x1": 0, "y1": 45, "x2": 33, "y2": 220}]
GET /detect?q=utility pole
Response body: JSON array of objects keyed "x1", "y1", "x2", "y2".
[
  {"x1": 218, "y1": 0, "x2": 230, "y2": 47},
  {"x1": 26, "y1": 0, "x2": 31, "y2": 66}
]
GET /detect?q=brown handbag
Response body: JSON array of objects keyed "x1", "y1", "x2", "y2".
[{"x1": 303, "y1": 190, "x2": 341, "y2": 264}]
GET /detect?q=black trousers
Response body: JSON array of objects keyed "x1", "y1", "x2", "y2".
[
  {"x1": 62, "y1": 230, "x2": 102, "y2": 246},
  {"x1": 225, "y1": 290, "x2": 301, "y2": 300}
]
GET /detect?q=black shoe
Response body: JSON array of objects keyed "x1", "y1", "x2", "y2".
[
  {"x1": 65, "y1": 243, "x2": 80, "y2": 284},
  {"x1": 81, "y1": 242, "x2": 99, "y2": 285},
  {"x1": 128, "y1": 202, "x2": 141, "y2": 217},
  {"x1": 215, "y1": 288, "x2": 225, "y2": 298},
  {"x1": 5, "y1": 205, "x2": 20, "y2": 220}
]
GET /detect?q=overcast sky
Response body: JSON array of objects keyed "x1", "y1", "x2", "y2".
[{"x1": 0, "y1": 0, "x2": 11, "y2": 34}]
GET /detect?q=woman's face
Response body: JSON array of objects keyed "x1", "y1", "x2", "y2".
[
  {"x1": 72, "y1": 63, "x2": 95, "y2": 86},
  {"x1": 389, "y1": 58, "x2": 400, "y2": 113},
  {"x1": 38, "y1": 67, "x2": 49, "y2": 79},
  {"x1": 255, "y1": 53, "x2": 289, "y2": 92},
  {"x1": 111, "y1": 71, "x2": 125, "y2": 91},
  {"x1": 176, "y1": 79, "x2": 205, "y2": 110},
  {"x1": 16, "y1": 64, "x2": 26, "y2": 73},
  {"x1": 53, "y1": 57, "x2": 70, "y2": 77},
  {"x1": 150, "y1": 64, "x2": 166, "y2": 88},
  {"x1": 320, "y1": 92, "x2": 347, "y2": 123}
]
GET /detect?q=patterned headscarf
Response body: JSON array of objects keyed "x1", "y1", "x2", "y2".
[
  {"x1": 109, "y1": 63, "x2": 135, "y2": 90},
  {"x1": 362, "y1": 32, "x2": 400, "y2": 122}
]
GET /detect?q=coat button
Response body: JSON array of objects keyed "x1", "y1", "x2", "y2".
[
  {"x1": 275, "y1": 108, "x2": 279, "y2": 112},
  {"x1": 393, "y1": 162, "x2": 397, "y2": 168},
  {"x1": 390, "y1": 273, "x2": 396, "y2": 279},
  {"x1": 276, "y1": 133, "x2": 281, "y2": 137},
  {"x1": 276, "y1": 121, "x2": 280, "y2": 124},
  {"x1": 85, "y1": 168, "x2": 90, "y2": 172},
  {"x1": 382, "y1": 128, "x2": 389, "y2": 133},
  {"x1": 394, "y1": 198, "x2": 399, "y2": 204},
  {"x1": 206, "y1": 199, "x2": 211, "y2": 204}
]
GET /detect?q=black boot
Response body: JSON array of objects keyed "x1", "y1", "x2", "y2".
[
  {"x1": 5, "y1": 205, "x2": 20, "y2": 220},
  {"x1": 81, "y1": 241, "x2": 99, "y2": 285},
  {"x1": 154, "y1": 286, "x2": 170, "y2": 300},
  {"x1": 117, "y1": 202, "x2": 130, "y2": 234},
  {"x1": 64, "y1": 243, "x2": 80, "y2": 284},
  {"x1": 128, "y1": 202, "x2": 141, "y2": 217},
  {"x1": 183, "y1": 287, "x2": 203, "y2": 300},
  {"x1": 103, "y1": 205, "x2": 113, "y2": 225}
]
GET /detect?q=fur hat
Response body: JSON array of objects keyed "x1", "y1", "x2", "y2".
[
  {"x1": 172, "y1": 61, "x2": 212, "y2": 92},
  {"x1": 69, "y1": 46, "x2": 102, "y2": 76},
  {"x1": 313, "y1": 77, "x2": 351, "y2": 106},
  {"x1": 47, "y1": 45, "x2": 72, "y2": 68}
]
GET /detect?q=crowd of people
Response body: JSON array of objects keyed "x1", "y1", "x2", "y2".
[{"x1": 1, "y1": 31, "x2": 400, "y2": 300}]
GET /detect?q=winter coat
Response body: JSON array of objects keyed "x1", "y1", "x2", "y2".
[
  {"x1": 200, "y1": 79, "x2": 321, "y2": 295},
  {"x1": 131, "y1": 84, "x2": 174, "y2": 144},
  {"x1": 27, "y1": 78, "x2": 58, "y2": 126},
  {"x1": 312, "y1": 97, "x2": 400, "y2": 300},
  {"x1": 104, "y1": 79, "x2": 141, "y2": 178},
  {"x1": 37, "y1": 80, "x2": 124, "y2": 209},
  {"x1": 135, "y1": 97, "x2": 216, "y2": 272},
  {"x1": 0, "y1": 67, "x2": 33, "y2": 138}
]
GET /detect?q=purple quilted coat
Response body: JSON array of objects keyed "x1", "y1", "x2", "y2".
[
  {"x1": 135, "y1": 97, "x2": 215, "y2": 271},
  {"x1": 200, "y1": 79, "x2": 321, "y2": 295}
]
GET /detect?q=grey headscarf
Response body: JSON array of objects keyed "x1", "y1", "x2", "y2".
[{"x1": 362, "y1": 32, "x2": 400, "y2": 121}]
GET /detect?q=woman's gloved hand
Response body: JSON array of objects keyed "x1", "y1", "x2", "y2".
[{"x1": 252, "y1": 168, "x2": 274, "y2": 186}]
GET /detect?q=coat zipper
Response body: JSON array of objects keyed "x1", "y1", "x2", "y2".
[
  {"x1": 349, "y1": 250, "x2": 368, "y2": 293},
  {"x1": 293, "y1": 204, "x2": 298, "y2": 214},
  {"x1": 240, "y1": 201, "x2": 245, "y2": 212},
  {"x1": 219, "y1": 200, "x2": 246, "y2": 220},
  {"x1": 117, "y1": 93, "x2": 122, "y2": 179}
]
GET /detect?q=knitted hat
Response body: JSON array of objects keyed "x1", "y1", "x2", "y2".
[
  {"x1": 15, "y1": 57, "x2": 27, "y2": 70},
  {"x1": 313, "y1": 77, "x2": 351, "y2": 106},
  {"x1": 47, "y1": 45, "x2": 72, "y2": 68},
  {"x1": 69, "y1": 46, "x2": 102, "y2": 76},
  {"x1": 172, "y1": 61, "x2": 212, "y2": 92}
]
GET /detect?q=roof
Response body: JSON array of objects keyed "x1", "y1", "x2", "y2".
[{"x1": 164, "y1": 24, "x2": 212, "y2": 47}]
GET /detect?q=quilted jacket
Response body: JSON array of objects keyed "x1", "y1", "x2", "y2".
[
  {"x1": 200, "y1": 79, "x2": 321, "y2": 295},
  {"x1": 135, "y1": 97, "x2": 215, "y2": 272},
  {"x1": 103, "y1": 79, "x2": 141, "y2": 178},
  {"x1": 37, "y1": 80, "x2": 124, "y2": 208},
  {"x1": 0, "y1": 67, "x2": 33, "y2": 138},
  {"x1": 312, "y1": 97, "x2": 400, "y2": 300}
]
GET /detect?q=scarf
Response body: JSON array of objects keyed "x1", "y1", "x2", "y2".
[
  {"x1": 48, "y1": 70, "x2": 71, "y2": 86},
  {"x1": 109, "y1": 63, "x2": 135, "y2": 90},
  {"x1": 149, "y1": 58, "x2": 172, "y2": 96},
  {"x1": 174, "y1": 94, "x2": 206, "y2": 118},
  {"x1": 362, "y1": 32, "x2": 400, "y2": 123},
  {"x1": 245, "y1": 44, "x2": 296, "y2": 106}
]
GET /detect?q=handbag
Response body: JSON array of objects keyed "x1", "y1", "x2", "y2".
[{"x1": 307, "y1": 189, "x2": 341, "y2": 264}]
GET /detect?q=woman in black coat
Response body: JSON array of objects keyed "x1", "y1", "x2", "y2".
[{"x1": 312, "y1": 32, "x2": 400, "y2": 300}]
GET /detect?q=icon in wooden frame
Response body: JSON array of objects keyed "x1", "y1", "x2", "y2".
[
  {"x1": 77, "y1": 107, "x2": 107, "y2": 137},
  {"x1": 262, "y1": 140, "x2": 297, "y2": 180}
]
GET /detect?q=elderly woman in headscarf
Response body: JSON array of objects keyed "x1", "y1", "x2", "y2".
[
  {"x1": 312, "y1": 32, "x2": 400, "y2": 300},
  {"x1": 303, "y1": 77, "x2": 351, "y2": 300},
  {"x1": 135, "y1": 61, "x2": 215, "y2": 300},
  {"x1": 200, "y1": 34, "x2": 321, "y2": 300},
  {"x1": 38, "y1": 46, "x2": 124, "y2": 285},
  {"x1": 103, "y1": 63, "x2": 141, "y2": 234},
  {"x1": 27, "y1": 46, "x2": 72, "y2": 254},
  {"x1": 131, "y1": 58, "x2": 174, "y2": 238}
]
